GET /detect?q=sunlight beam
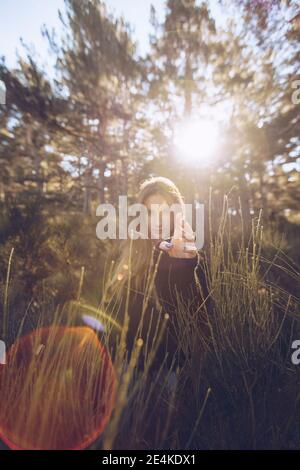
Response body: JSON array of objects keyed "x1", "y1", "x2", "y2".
[{"x1": 174, "y1": 119, "x2": 219, "y2": 166}]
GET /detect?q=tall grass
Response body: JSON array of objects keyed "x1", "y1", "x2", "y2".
[
  {"x1": 172, "y1": 196, "x2": 300, "y2": 449},
  {"x1": 0, "y1": 197, "x2": 299, "y2": 449}
]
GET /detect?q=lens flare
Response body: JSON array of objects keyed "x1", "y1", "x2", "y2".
[{"x1": 0, "y1": 326, "x2": 116, "y2": 450}]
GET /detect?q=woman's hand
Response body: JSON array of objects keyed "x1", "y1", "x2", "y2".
[{"x1": 157, "y1": 212, "x2": 197, "y2": 259}]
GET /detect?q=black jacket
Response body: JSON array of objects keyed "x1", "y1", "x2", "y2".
[{"x1": 106, "y1": 248, "x2": 209, "y2": 372}]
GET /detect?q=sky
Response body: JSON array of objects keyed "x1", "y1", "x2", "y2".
[
  {"x1": 0, "y1": 0, "x2": 166, "y2": 68},
  {"x1": 1, "y1": 0, "x2": 297, "y2": 69}
]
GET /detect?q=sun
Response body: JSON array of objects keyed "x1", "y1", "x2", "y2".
[{"x1": 174, "y1": 119, "x2": 219, "y2": 166}]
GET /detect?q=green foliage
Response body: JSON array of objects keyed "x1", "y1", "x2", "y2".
[{"x1": 0, "y1": 0, "x2": 299, "y2": 450}]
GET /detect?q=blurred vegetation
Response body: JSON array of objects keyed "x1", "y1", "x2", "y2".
[{"x1": 0, "y1": 0, "x2": 299, "y2": 450}]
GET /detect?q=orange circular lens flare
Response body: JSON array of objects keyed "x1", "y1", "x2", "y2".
[{"x1": 0, "y1": 326, "x2": 116, "y2": 450}]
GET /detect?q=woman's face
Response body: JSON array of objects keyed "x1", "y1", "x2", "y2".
[{"x1": 144, "y1": 192, "x2": 176, "y2": 241}]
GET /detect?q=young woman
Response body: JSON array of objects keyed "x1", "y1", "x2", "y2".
[{"x1": 105, "y1": 177, "x2": 209, "y2": 371}]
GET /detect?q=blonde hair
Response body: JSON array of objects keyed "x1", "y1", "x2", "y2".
[{"x1": 105, "y1": 177, "x2": 185, "y2": 303}]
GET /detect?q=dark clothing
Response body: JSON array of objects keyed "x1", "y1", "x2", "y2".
[
  {"x1": 107, "y1": 248, "x2": 209, "y2": 372},
  {"x1": 152, "y1": 248, "x2": 208, "y2": 369},
  {"x1": 154, "y1": 248, "x2": 206, "y2": 314}
]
